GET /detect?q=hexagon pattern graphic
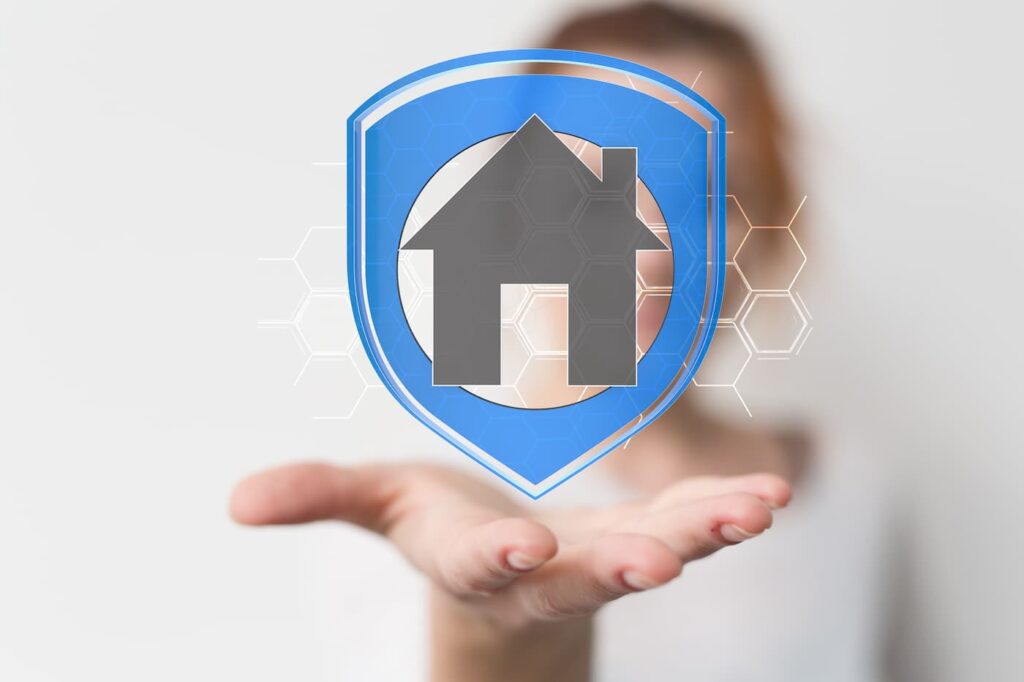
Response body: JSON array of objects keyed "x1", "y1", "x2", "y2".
[
  {"x1": 258, "y1": 192, "x2": 811, "y2": 420},
  {"x1": 256, "y1": 219, "x2": 383, "y2": 421},
  {"x1": 692, "y1": 195, "x2": 813, "y2": 416}
]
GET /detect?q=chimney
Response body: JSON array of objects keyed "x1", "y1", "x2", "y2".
[{"x1": 600, "y1": 148, "x2": 638, "y2": 196}]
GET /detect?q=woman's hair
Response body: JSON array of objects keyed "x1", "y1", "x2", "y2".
[{"x1": 539, "y1": 1, "x2": 794, "y2": 229}]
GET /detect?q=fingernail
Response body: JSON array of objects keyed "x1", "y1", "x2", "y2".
[
  {"x1": 720, "y1": 524, "x2": 761, "y2": 543},
  {"x1": 623, "y1": 570, "x2": 659, "y2": 591},
  {"x1": 507, "y1": 551, "x2": 544, "y2": 571}
]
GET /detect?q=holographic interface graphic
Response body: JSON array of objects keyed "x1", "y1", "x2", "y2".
[{"x1": 256, "y1": 50, "x2": 812, "y2": 496}]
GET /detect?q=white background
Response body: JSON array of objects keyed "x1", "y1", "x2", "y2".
[{"x1": 1, "y1": 1, "x2": 1021, "y2": 680}]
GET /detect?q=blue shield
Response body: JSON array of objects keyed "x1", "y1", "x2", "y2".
[{"x1": 348, "y1": 50, "x2": 725, "y2": 498}]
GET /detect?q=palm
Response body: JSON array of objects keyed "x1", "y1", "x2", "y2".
[{"x1": 231, "y1": 461, "x2": 789, "y2": 627}]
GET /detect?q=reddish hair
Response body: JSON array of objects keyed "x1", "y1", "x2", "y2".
[{"x1": 539, "y1": 2, "x2": 795, "y2": 228}]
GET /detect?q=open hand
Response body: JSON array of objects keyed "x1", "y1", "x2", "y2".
[{"x1": 230, "y1": 461, "x2": 790, "y2": 629}]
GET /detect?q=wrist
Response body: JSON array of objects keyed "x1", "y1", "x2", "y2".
[{"x1": 429, "y1": 586, "x2": 593, "y2": 682}]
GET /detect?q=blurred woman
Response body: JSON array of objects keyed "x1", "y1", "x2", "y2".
[{"x1": 231, "y1": 3, "x2": 897, "y2": 681}]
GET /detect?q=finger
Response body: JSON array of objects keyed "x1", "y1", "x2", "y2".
[
  {"x1": 433, "y1": 517, "x2": 559, "y2": 596},
  {"x1": 510, "y1": 533, "x2": 682, "y2": 621},
  {"x1": 649, "y1": 473, "x2": 791, "y2": 511},
  {"x1": 229, "y1": 461, "x2": 397, "y2": 531},
  {"x1": 622, "y1": 491, "x2": 775, "y2": 561},
  {"x1": 540, "y1": 474, "x2": 789, "y2": 543},
  {"x1": 231, "y1": 462, "x2": 556, "y2": 594}
]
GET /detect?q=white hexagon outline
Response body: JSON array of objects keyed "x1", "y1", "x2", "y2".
[{"x1": 739, "y1": 292, "x2": 809, "y2": 355}]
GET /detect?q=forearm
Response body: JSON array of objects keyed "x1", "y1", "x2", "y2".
[{"x1": 429, "y1": 587, "x2": 593, "y2": 682}]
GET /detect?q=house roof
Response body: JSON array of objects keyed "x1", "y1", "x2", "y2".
[{"x1": 402, "y1": 114, "x2": 666, "y2": 257}]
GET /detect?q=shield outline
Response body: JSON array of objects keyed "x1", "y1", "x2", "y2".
[{"x1": 348, "y1": 49, "x2": 726, "y2": 498}]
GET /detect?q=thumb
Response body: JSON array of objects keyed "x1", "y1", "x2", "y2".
[{"x1": 229, "y1": 461, "x2": 397, "y2": 532}]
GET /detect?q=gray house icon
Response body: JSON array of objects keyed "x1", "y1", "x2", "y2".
[{"x1": 402, "y1": 115, "x2": 667, "y2": 388}]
